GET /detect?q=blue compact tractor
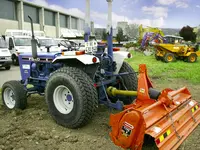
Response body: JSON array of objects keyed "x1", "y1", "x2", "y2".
[{"x1": 1, "y1": 1, "x2": 137, "y2": 128}]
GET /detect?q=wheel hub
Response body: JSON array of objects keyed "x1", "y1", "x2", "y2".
[
  {"x1": 3, "y1": 87, "x2": 16, "y2": 109},
  {"x1": 167, "y1": 55, "x2": 173, "y2": 61},
  {"x1": 53, "y1": 85, "x2": 74, "y2": 114}
]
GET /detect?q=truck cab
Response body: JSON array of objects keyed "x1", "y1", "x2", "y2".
[
  {"x1": 5, "y1": 30, "x2": 32, "y2": 65},
  {"x1": 0, "y1": 36, "x2": 12, "y2": 70}
]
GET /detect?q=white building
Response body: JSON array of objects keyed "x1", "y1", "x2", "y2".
[{"x1": 0, "y1": 0, "x2": 94, "y2": 38}]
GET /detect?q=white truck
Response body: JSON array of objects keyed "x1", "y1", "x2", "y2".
[
  {"x1": 5, "y1": 30, "x2": 32, "y2": 65},
  {"x1": 0, "y1": 36, "x2": 12, "y2": 70}
]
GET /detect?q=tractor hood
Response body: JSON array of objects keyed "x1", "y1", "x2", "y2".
[
  {"x1": 0, "y1": 48, "x2": 11, "y2": 57},
  {"x1": 19, "y1": 52, "x2": 58, "y2": 59}
]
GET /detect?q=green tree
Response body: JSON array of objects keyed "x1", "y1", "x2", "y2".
[
  {"x1": 102, "y1": 29, "x2": 107, "y2": 41},
  {"x1": 116, "y1": 27, "x2": 124, "y2": 44},
  {"x1": 179, "y1": 26, "x2": 197, "y2": 42}
]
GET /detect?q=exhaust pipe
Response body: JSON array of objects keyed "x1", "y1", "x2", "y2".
[{"x1": 28, "y1": 15, "x2": 38, "y2": 59}]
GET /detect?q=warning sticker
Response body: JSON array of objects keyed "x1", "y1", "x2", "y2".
[
  {"x1": 140, "y1": 88, "x2": 145, "y2": 93},
  {"x1": 152, "y1": 126, "x2": 162, "y2": 133},
  {"x1": 121, "y1": 122, "x2": 134, "y2": 137},
  {"x1": 189, "y1": 101, "x2": 195, "y2": 106},
  {"x1": 22, "y1": 64, "x2": 30, "y2": 69}
]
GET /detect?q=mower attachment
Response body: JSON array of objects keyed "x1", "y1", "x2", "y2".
[{"x1": 109, "y1": 64, "x2": 200, "y2": 150}]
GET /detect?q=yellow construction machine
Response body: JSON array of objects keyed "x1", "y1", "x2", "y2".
[
  {"x1": 154, "y1": 42, "x2": 200, "y2": 63},
  {"x1": 139, "y1": 25, "x2": 165, "y2": 43}
]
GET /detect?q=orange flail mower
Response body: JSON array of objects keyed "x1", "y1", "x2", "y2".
[{"x1": 108, "y1": 64, "x2": 200, "y2": 150}]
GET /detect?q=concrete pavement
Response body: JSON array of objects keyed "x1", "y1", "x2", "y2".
[{"x1": 0, "y1": 66, "x2": 20, "y2": 87}]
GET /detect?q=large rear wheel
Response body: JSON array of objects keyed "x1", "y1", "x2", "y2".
[
  {"x1": 45, "y1": 67, "x2": 98, "y2": 129},
  {"x1": 116, "y1": 62, "x2": 138, "y2": 104},
  {"x1": 187, "y1": 53, "x2": 197, "y2": 63}
]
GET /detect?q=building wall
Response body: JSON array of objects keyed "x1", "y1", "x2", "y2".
[
  {"x1": 0, "y1": 19, "x2": 18, "y2": 35},
  {"x1": 0, "y1": 0, "x2": 87, "y2": 38},
  {"x1": 24, "y1": 22, "x2": 40, "y2": 31},
  {"x1": 44, "y1": 26, "x2": 57, "y2": 37}
]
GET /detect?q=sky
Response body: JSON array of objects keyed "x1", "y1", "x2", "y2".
[{"x1": 26, "y1": 0, "x2": 200, "y2": 29}]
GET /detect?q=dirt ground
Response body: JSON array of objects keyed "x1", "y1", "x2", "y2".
[{"x1": 0, "y1": 78, "x2": 199, "y2": 150}]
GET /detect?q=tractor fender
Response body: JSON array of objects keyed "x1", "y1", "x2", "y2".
[
  {"x1": 113, "y1": 51, "x2": 130, "y2": 73},
  {"x1": 52, "y1": 54, "x2": 100, "y2": 65}
]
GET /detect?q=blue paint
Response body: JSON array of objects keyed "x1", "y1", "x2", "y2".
[
  {"x1": 107, "y1": 27, "x2": 113, "y2": 58},
  {"x1": 67, "y1": 94, "x2": 72, "y2": 101}
]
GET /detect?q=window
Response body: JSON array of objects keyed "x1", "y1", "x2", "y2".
[
  {"x1": 80, "y1": 19, "x2": 85, "y2": 30},
  {"x1": 44, "y1": 10, "x2": 55, "y2": 26},
  {"x1": 71, "y1": 17, "x2": 78, "y2": 29},
  {"x1": 0, "y1": 0, "x2": 17, "y2": 20},
  {"x1": 24, "y1": 4, "x2": 39, "y2": 23},
  {"x1": 14, "y1": 38, "x2": 31, "y2": 46},
  {"x1": 38, "y1": 39, "x2": 56, "y2": 46},
  {"x1": 0, "y1": 38, "x2": 7, "y2": 48},
  {"x1": 60, "y1": 14, "x2": 69, "y2": 28}
]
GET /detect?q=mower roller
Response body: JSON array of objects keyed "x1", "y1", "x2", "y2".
[{"x1": 108, "y1": 64, "x2": 200, "y2": 150}]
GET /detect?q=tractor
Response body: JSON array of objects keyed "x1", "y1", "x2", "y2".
[
  {"x1": 1, "y1": 0, "x2": 137, "y2": 129},
  {"x1": 1, "y1": 1, "x2": 200, "y2": 150}
]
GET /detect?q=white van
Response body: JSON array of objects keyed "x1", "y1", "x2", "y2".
[
  {"x1": 5, "y1": 30, "x2": 32, "y2": 65},
  {"x1": 0, "y1": 36, "x2": 12, "y2": 70},
  {"x1": 36, "y1": 37, "x2": 62, "y2": 52}
]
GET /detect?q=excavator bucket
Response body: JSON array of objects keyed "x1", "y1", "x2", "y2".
[{"x1": 109, "y1": 64, "x2": 200, "y2": 150}]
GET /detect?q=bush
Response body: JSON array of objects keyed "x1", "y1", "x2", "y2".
[{"x1": 124, "y1": 42, "x2": 140, "y2": 49}]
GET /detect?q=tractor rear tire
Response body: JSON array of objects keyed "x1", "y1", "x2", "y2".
[
  {"x1": 163, "y1": 53, "x2": 175, "y2": 63},
  {"x1": 117, "y1": 62, "x2": 138, "y2": 104},
  {"x1": 187, "y1": 53, "x2": 197, "y2": 63},
  {"x1": 45, "y1": 67, "x2": 98, "y2": 129},
  {"x1": 2, "y1": 80, "x2": 27, "y2": 110}
]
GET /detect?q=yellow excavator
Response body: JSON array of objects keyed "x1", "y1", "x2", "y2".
[{"x1": 139, "y1": 25, "x2": 165, "y2": 43}]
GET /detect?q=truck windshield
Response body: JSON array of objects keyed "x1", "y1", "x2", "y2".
[
  {"x1": 14, "y1": 38, "x2": 31, "y2": 46},
  {"x1": 0, "y1": 39, "x2": 7, "y2": 48},
  {"x1": 38, "y1": 39, "x2": 57, "y2": 46}
]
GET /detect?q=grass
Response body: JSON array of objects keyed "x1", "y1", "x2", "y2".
[{"x1": 126, "y1": 51, "x2": 200, "y2": 84}]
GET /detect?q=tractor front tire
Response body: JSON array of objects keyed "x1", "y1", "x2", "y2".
[
  {"x1": 2, "y1": 80, "x2": 27, "y2": 110},
  {"x1": 187, "y1": 53, "x2": 197, "y2": 63},
  {"x1": 118, "y1": 62, "x2": 138, "y2": 104},
  {"x1": 163, "y1": 53, "x2": 175, "y2": 63},
  {"x1": 45, "y1": 67, "x2": 98, "y2": 129}
]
